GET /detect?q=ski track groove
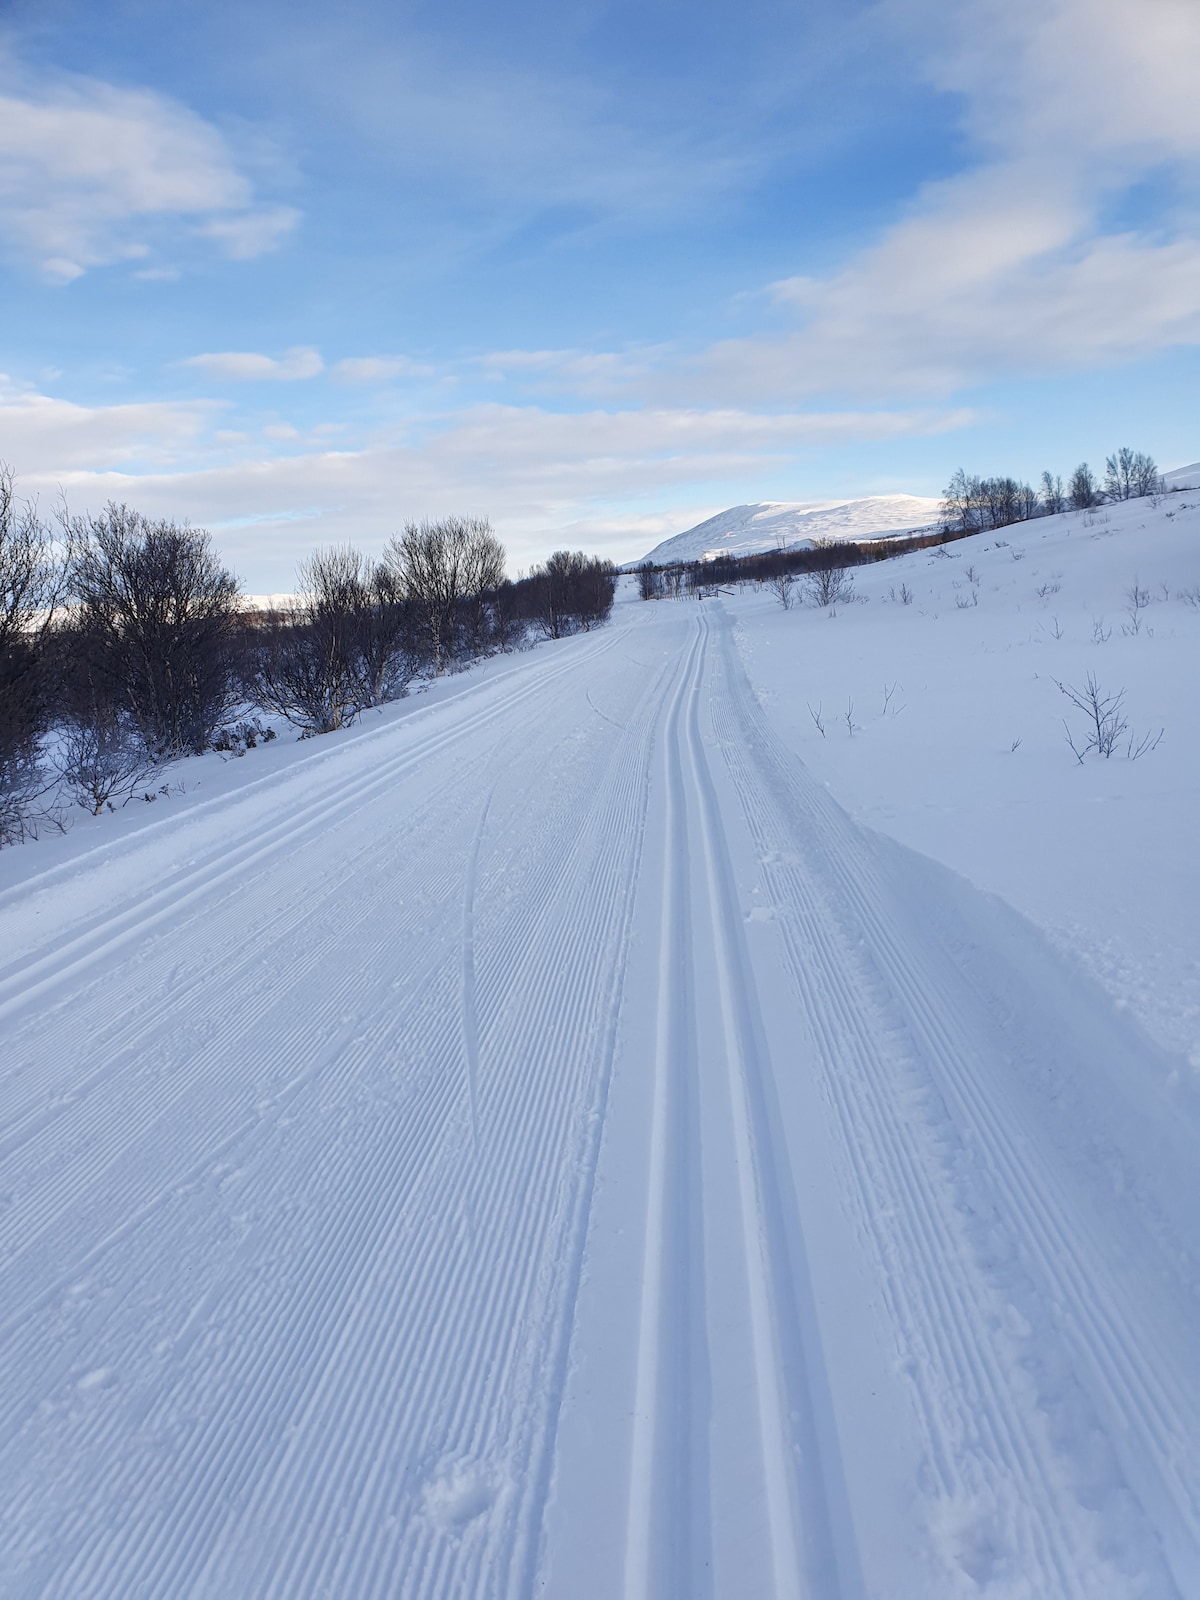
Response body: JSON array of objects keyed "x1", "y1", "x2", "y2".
[{"x1": 624, "y1": 620, "x2": 709, "y2": 1600}]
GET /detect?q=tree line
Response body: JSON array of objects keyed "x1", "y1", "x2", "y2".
[
  {"x1": 941, "y1": 447, "x2": 1165, "y2": 534},
  {"x1": 0, "y1": 467, "x2": 616, "y2": 844},
  {"x1": 636, "y1": 526, "x2": 954, "y2": 602}
]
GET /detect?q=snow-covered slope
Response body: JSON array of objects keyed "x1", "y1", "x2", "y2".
[
  {"x1": 639, "y1": 494, "x2": 940, "y2": 565},
  {"x1": 1165, "y1": 460, "x2": 1200, "y2": 489},
  {"x1": 1, "y1": 488, "x2": 1198, "y2": 1598}
]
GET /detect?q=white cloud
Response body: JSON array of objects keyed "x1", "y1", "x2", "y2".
[
  {"x1": 7, "y1": 386, "x2": 971, "y2": 586},
  {"x1": 678, "y1": 0, "x2": 1200, "y2": 403},
  {"x1": 0, "y1": 375, "x2": 216, "y2": 472},
  {"x1": 197, "y1": 206, "x2": 300, "y2": 259},
  {"x1": 333, "y1": 356, "x2": 434, "y2": 383},
  {"x1": 183, "y1": 347, "x2": 324, "y2": 381},
  {"x1": 477, "y1": 347, "x2": 662, "y2": 399},
  {"x1": 0, "y1": 71, "x2": 298, "y2": 279}
]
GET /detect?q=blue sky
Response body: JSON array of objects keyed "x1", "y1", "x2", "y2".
[{"x1": 1, "y1": 0, "x2": 1198, "y2": 588}]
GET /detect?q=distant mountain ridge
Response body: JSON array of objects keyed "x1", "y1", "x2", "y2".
[{"x1": 638, "y1": 495, "x2": 941, "y2": 566}]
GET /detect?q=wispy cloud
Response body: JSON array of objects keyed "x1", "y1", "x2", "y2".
[
  {"x1": 675, "y1": 0, "x2": 1200, "y2": 402},
  {"x1": 333, "y1": 355, "x2": 434, "y2": 383},
  {"x1": 0, "y1": 374, "x2": 216, "y2": 471},
  {"x1": 183, "y1": 347, "x2": 323, "y2": 381},
  {"x1": 0, "y1": 70, "x2": 299, "y2": 280},
  {"x1": 9, "y1": 382, "x2": 973, "y2": 582}
]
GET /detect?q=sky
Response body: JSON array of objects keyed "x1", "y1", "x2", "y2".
[{"x1": 1, "y1": 0, "x2": 1198, "y2": 588}]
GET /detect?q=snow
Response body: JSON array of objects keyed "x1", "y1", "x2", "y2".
[
  {"x1": 638, "y1": 494, "x2": 941, "y2": 566},
  {"x1": 1164, "y1": 461, "x2": 1200, "y2": 490},
  {"x1": 1, "y1": 489, "x2": 1198, "y2": 1598}
]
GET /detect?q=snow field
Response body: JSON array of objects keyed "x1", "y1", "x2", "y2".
[
  {"x1": 0, "y1": 496, "x2": 1198, "y2": 1598},
  {"x1": 732, "y1": 489, "x2": 1200, "y2": 1065}
]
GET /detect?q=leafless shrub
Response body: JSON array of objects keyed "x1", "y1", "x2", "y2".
[
  {"x1": 67, "y1": 504, "x2": 239, "y2": 757},
  {"x1": 807, "y1": 701, "x2": 825, "y2": 737},
  {"x1": 1056, "y1": 673, "x2": 1158, "y2": 762},
  {"x1": 769, "y1": 571, "x2": 796, "y2": 609},
  {"x1": 1127, "y1": 728, "x2": 1164, "y2": 760},
  {"x1": 56, "y1": 704, "x2": 158, "y2": 814},
  {"x1": 1036, "y1": 580, "x2": 1060, "y2": 598},
  {"x1": 1092, "y1": 618, "x2": 1112, "y2": 643},
  {"x1": 212, "y1": 717, "x2": 276, "y2": 757},
  {"x1": 803, "y1": 541, "x2": 855, "y2": 607},
  {"x1": 1058, "y1": 673, "x2": 1126, "y2": 760},
  {"x1": 524, "y1": 550, "x2": 617, "y2": 639}
]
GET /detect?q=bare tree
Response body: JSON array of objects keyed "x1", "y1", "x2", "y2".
[
  {"x1": 1040, "y1": 471, "x2": 1064, "y2": 515},
  {"x1": 941, "y1": 468, "x2": 980, "y2": 533},
  {"x1": 769, "y1": 571, "x2": 796, "y2": 609},
  {"x1": 1069, "y1": 462, "x2": 1100, "y2": 510},
  {"x1": 636, "y1": 563, "x2": 661, "y2": 601},
  {"x1": 0, "y1": 466, "x2": 71, "y2": 842},
  {"x1": 803, "y1": 540, "x2": 855, "y2": 607},
  {"x1": 247, "y1": 601, "x2": 359, "y2": 736},
  {"x1": 351, "y1": 559, "x2": 422, "y2": 706},
  {"x1": 1104, "y1": 448, "x2": 1164, "y2": 501},
  {"x1": 527, "y1": 550, "x2": 617, "y2": 637},
  {"x1": 68, "y1": 505, "x2": 240, "y2": 756},
  {"x1": 244, "y1": 543, "x2": 422, "y2": 736},
  {"x1": 386, "y1": 517, "x2": 505, "y2": 672}
]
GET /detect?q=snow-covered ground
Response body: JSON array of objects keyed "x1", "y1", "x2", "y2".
[
  {"x1": 1, "y1": 489, "x2": 1198, "y2": 1598},
  {"x1": 639, "y1": 494, "x2": 941, "y2": 565}
]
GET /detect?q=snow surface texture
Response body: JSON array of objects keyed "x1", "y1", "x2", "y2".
[
  {"x1": 1, "y1": 490, "x2": 1198, "y2": 1597},
  {"x1": 639, "y1": 494, "x2": 941, "y2": 566}
]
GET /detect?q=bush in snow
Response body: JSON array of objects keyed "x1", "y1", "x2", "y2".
[
  {"x1": 0, "y1": 465, "x2": 71, "y2": 844},
  {"x1": 66, "y1": 504, "x2": 241, "y2": 758}
]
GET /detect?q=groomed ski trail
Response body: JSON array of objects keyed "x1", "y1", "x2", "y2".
[{"x1": 1, "y1": 597, "x2": 1197, "y2": 1598}]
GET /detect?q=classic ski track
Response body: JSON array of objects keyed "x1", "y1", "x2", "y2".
[
  {"x1": 624, "y1": 619, "x2": 709, "y2": 1600},
  {"x1": 626, "y1": 610, "x2": 861, "y2": 1600},
  {"x1": 0, "y1": 621, "x2": 670, "y2": 1599},
  {"x1": 710, "y1": 604, "x2": 1196, "y2": 1595},
  {"x1": 683, "y1": 612, "x2": 860, "y2": 1600}
]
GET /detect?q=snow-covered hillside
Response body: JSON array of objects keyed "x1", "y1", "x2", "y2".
[
  {"x1": 0, "y1": 486, "x2": 1198, "y2": 1598},
  {"x1": 1164, "y1": 460, "x2": 1200, "y2": 489},
  {"x1": 638, "y1": 493, "x2": 941, "y2": 565}
]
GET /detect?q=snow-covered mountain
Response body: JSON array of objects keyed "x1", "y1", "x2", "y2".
[
  {"x1": 638, "y1": 494, "x2": 941, "y2": 565},
  {"x1": 1165, "y1": 461, "x2": 1200, "y2": 489}
]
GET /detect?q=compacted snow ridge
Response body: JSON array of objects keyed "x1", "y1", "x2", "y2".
[{"x1": 1, "y1": 490, "x2": 1198, "y2": 1597}]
